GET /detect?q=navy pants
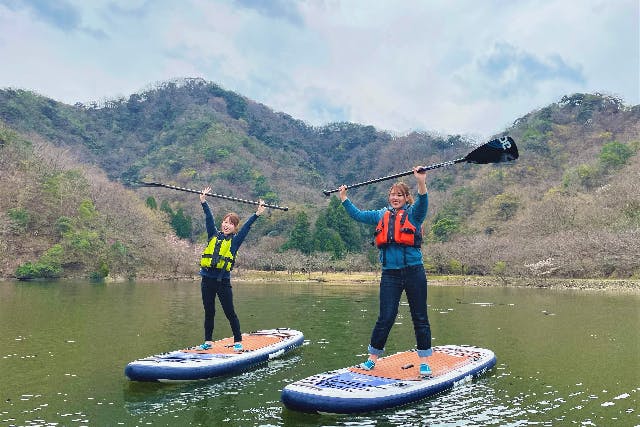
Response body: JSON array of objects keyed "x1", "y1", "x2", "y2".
[
  {"x1": 369, "y1": 264, "x2": 432, "y2": 357},
  {"x1": 201, "y1": 276, "x2": 242, "y2": 342}
]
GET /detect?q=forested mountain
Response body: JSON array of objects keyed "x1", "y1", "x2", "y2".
[{"x1": 1, "y1": 78, "x2": 638, "y2": 281}]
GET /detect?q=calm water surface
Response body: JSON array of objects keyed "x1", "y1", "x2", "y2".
[{"x1": 1, "y1": 280, "x2": 638, "y2": 426}]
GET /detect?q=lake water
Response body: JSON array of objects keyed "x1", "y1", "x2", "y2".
[{"x1": 1, "y1": 280, "x2": 638, "y2": 426}]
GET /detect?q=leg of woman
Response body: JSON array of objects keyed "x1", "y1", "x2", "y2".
[
  {"x1": 201, "y1": 276, "x2": 217, "y2": 342},
  {"x1": 403, "y1": 265, "x2": 432, "y2": 365},
  {"x1": 369, "y1": 269, "x2": 403, "y2": 357},
  {"x1": 217, "y1": 279, "x2": 242, "y2": 343}
]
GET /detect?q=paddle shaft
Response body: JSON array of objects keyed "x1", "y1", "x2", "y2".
[
  {"x1": 322, "y1": 157, "x2": 466, "y2": 196},
  {"x1": 139, "y1": 182, "x2": 289, "y2": 211},
  {"x1": 322, "y1": 136, "x2": 518, "y2": 196}
]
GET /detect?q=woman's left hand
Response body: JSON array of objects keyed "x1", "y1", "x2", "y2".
[
  {"x1": 256, "y1": 200, "x2": 266, "y2": 216},
  {"x1": 413, "y1": 167, "x2": 427, "y2": 194},
  {"x1": 200, "y1": 187, "x2": 211, "y2": 203}
]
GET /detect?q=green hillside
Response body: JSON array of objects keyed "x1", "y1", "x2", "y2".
[{"x1": 1, "y1": 79, "x2": 638, "y2": 280}]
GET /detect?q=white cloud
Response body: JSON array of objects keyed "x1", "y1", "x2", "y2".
[{"x1": 0, "y1": 0, "x2": 637, "y2": 138}]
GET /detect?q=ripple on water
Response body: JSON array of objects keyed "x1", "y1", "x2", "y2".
[
  {"x1": 294, "y1": 373, "x2": 639, "y2": 426},
  {"x1": 123, "y1": 354, "x2": 303, "y2": 420}
]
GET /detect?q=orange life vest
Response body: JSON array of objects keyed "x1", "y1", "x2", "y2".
[{"x1": 374, "y1": 209, "x2": 422, "y2": 248}]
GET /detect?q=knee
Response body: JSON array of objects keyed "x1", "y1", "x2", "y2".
[
  {"x1": 413, "y1": 318, "x2": 430, "y2": 331},
  {"x1": 377, "y1": 313, "x2": 397, "y2": 329}
]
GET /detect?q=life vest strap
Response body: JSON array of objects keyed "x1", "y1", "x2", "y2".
[{"x1": 375, "y1": 209, "x2": 422, "y2": 248}]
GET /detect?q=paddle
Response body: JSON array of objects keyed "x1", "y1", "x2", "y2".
[
  {"x1": 138, "y1": 181, "x2": 289, "y2": 211},
  {"x1": 322, "y1": 136, "x2": 518, "y2": 196}
]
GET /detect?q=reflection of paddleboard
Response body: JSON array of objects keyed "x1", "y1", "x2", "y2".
[
  {"x1": 125, "y1": 328, "x2": 304, "y2": 382},
  {"x1": 281, "y1": 345, "x2": 496, "y2": 414}
]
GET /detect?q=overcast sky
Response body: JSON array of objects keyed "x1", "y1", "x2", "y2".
[{"x1": 1, "y1": 0, "x2": 638, "y2": 139}]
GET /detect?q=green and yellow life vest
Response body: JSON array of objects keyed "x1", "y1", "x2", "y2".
[{"x1": 200, "y1": 233, "x2": 235, "y2": 271}]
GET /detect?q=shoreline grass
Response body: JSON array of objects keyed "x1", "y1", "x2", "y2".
[
  {"x1": 234, "y1": 269, "x2": 640, "y2": 292},
  {"x1": 4, "y1": 270, "x2": 638, "y2": 292}
]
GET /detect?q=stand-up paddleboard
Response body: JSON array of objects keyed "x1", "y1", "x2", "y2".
[
  {"x1": 281, "y1": 345, "x2": 496, "y2": 414},
  {"x1": 125, "y1": 328, "x2": 304, "y2": 382}
]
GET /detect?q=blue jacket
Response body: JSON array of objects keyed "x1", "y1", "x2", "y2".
[
  {"x1": 199, "y1": 201, "x2": 258, "y2": 280},
  {"x1": 342, "y1": 193, "x2": 428, "y2": 269}
]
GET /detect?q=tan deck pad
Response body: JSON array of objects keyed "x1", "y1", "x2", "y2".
[
  {"x1": 349, "y1": 350, "x2": 471, "y2": 380},
  {"x1": 182, "y1": 333, "x2": 282, "y2": 354}
]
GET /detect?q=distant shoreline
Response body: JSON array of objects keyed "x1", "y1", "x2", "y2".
[
  {"x1": 3, "y1": 271, "x2": 639, "y2": 292},
  {"x1": 233, "y1": 270, "x2": 640, "y2": 292}
]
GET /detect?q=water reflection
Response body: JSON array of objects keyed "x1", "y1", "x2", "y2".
[
  {"x1": 124, "y1": 354, "x2": 303, "y2": 415},
  {"x1": 278, "y1": 376, "x2": 639, "y2": 427},
  {"x1": 1, "y1": 281, "x2": 638, "y2": 426}
]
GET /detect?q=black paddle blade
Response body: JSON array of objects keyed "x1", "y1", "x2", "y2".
[{"x1": 465, "y1": 136, "x2": 518, "y2": 164}]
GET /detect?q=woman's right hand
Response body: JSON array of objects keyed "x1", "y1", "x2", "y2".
[
  {"x1": 338, "y1": 185, "x2": 348, "y2": 202},
  {"x1": 200, "y1": 187, "x2": 211, "y2": 203}
]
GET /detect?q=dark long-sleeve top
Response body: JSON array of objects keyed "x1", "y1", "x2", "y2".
[
  {"x1": 341, "y1": 192, "x2": 428, "y2": 269},
  {"x1": 199, "y1": 201, "x2": 258, "y2": 280}
]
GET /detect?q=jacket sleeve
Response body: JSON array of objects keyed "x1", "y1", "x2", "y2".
[
  {"x1": 231, "y1": 214, "x2": 258, "y2": 252},
  {"x1": 342, "y1": 199, "x2": 384, "y2": 225},
  {"x1": 410, "y1": 192, "x2": 429, "y2": 225},
  {"x1": 202, "y1": 202, "x2": 218, "y2": 239}
]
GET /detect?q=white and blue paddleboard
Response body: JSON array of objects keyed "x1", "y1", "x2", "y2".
[
  {"x1": 281, "y1": 345, "x2": 496, "y2": 414},
  {"x1": 125, "y1": 328, "x2": 304, "y2": 382}
]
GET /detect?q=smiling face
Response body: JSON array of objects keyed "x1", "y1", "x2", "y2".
[
  {"x1": 388, "y1": 182, "x2": 412, "y2": 209},
  {"x1": 221, "y1": 213, "x2": 239, "y2": 235},
  {"x1": 388, "y1": 190, "x2": 407, "y2": 209}
]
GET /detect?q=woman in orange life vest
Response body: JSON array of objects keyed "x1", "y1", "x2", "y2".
[
  {"x1": 197, "y1": 187, "x2": 265, "y2": 352},
  {"x1": 338, "y1": 167, "x2": 433, "y2": 376}
]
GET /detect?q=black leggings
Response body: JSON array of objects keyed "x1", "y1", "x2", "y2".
[{"x1": 200, "y1": 276, "x2": 242, "y2": 342}]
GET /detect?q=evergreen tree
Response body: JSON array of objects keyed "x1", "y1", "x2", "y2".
[
  {"x1": 325, "y1": 230, "x2": 346, "y2": 259},
  {"x1": 145, "y1": 196, "x2": 157, "y2": 210},
  {"x1": 160, "y1": 200, "x2": 173, "y2": 216},
  {"x1": 171, "y1": 208, "x2": 193, "y2": 239},
  {"x1": 283, "y1": 211, "x2": 313, "y2": 254},
  {"x1": 312, "y1": 212, "x2": 330, "y2": 252},
  {"x1": 312, "y1": 212, "x2": 346, "y2": 259},
  {"x1": 325, "y1": 196, "x2": 363, "y2": 249}
]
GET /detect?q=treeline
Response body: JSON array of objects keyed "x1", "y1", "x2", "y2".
[
  {"x1": 1, "y1": 83, "x2": 639, "y2": 281},
  {"x1": 144, "y1": 191, "x2": 374, "y2": 263},
  {"x1": 423, "y1": 93, "x2": 640, "y2": 279},
  {"x1": 0, "y1": 124, "x2": 195, "y2": 280}
]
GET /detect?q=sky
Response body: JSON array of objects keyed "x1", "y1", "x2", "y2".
[{"x1": 0, "y1": 0, "x2": 638, "y2": 139}]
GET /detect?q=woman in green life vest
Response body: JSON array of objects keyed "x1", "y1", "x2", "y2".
[{"x1": 197, "y1": 186, "x2": 265, "y2": 352}]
